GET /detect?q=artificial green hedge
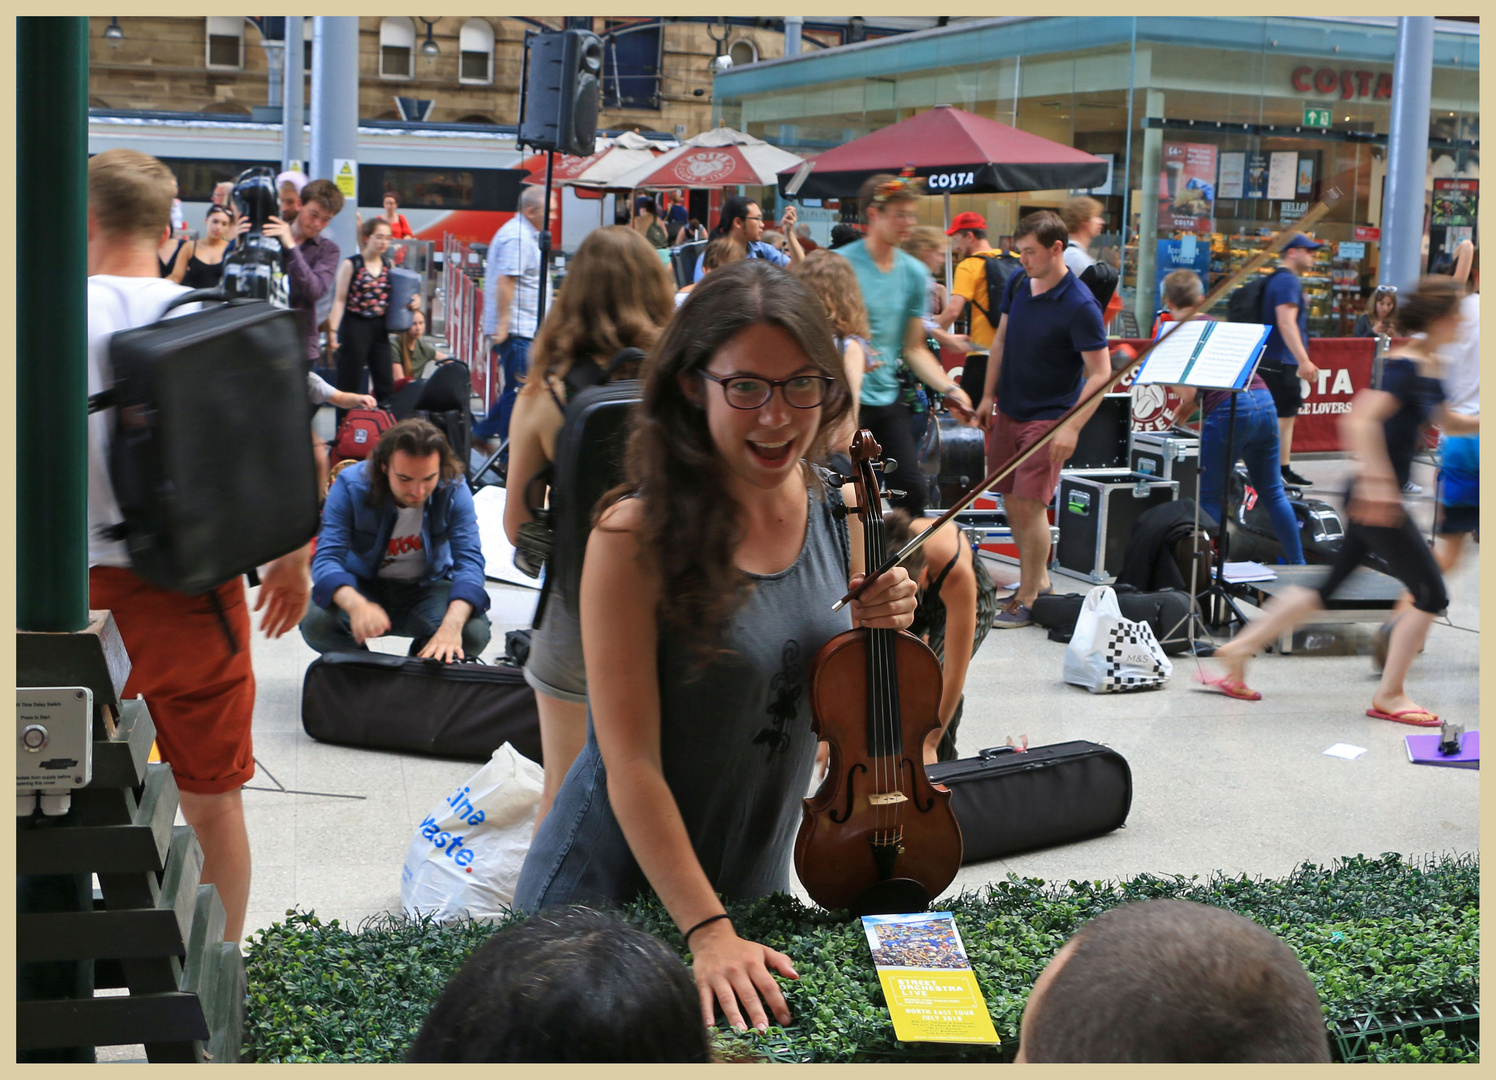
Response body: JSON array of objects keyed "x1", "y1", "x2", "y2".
[{"x1": 242, "y1": 852, "x2": 1478, "y2": 1063}]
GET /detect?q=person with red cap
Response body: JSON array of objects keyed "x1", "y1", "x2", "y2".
[{"x1": 937, "y1": 211, "x2": 1006, "y2": 353}]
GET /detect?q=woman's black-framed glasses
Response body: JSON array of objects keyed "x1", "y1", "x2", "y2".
[{"x1": 698, "y1": 371, "x2": 836, "y2": 410}]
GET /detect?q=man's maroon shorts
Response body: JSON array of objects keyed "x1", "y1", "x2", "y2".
[
  {"x1": 987, "y1": 412, "x2": 1066, "y2": 505},
  {"x1": 89, "y1": 566, "x2": 256, "y2": 795}
]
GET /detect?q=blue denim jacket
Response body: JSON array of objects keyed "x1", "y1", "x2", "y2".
[{"x1": 310, "y1": 460, "x2": 489, "y2": 613}]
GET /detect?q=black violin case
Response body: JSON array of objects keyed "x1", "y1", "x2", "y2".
[{"x1": 926, "y1": 741, "x2": 1132, "y2": 865}]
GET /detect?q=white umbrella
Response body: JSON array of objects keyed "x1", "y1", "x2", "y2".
[{"x1": 606, "y1": 125, "x2": 804, "y2": 191}]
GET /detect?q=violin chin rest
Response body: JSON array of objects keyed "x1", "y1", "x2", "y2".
[{"x1": 846, "y1": 878, "x2": 932, "y2": 918}]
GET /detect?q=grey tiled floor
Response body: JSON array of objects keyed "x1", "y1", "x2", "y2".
[{"x1": 229, "y1": 453, "x2": 1477, "y2": 940}]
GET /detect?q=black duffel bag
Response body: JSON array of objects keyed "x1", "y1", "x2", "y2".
[
  {"x1": 301, "y1": 652, "x2": 541, "y2": 763},
  {"x1": 927, "y1": 741, "x2": 1132, "y2": 865},
  {"x1": 1032, "y1": 585, "x2": 1202, "y2": 655}
]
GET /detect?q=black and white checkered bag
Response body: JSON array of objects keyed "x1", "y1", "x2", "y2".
[{"x1": 1063, "y1": 585, "x2": 1174, "y2": 694}]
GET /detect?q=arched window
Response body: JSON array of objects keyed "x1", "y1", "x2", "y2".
[
  {"x1": 380, "y1": 16, "x2": 415, "y2": 80},
  {"x1": 459, "y1": 19, "x2": 494, "y2": 84},
  {"x1": 728, "y1": 38, "x2": 758, "y2": 67},
  {"x1": 206, "y1": 16, "x2": 244, "y2": 70}
]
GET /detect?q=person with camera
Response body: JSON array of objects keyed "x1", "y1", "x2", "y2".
[
  {"x1": 301, "y1": 418, "x2": 491, "y2": 663},
  {"x1": 504, "y1": 226, "x2": 676, "y2": 833}
]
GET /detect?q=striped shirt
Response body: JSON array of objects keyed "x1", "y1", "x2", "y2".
[{"x1": 483, "y1": 215, "x2": 548, "y2": 339}]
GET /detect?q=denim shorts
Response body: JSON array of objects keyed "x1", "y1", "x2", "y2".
[{"x1": 523, "y1": 582, "x2": 587, "y2": 704}]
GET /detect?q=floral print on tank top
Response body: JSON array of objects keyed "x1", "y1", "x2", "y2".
[{"x1": 347, "y1": 259, "x2": 390, "y2": 317}]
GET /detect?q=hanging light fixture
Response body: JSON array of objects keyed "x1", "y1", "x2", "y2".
[
  {"x1": 419, "y1": 18, "x2": 440, "y2": 57},
  {"x1": 103, "y1": 16, "x2": 124, "y2": 45}
]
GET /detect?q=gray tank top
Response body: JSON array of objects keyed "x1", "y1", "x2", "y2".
[{"x1": 514, "y1": 469, "x2": 852, "y2": 909}]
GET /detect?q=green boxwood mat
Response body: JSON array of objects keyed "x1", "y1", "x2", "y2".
[{"x1": 242, "y1": 852, "x2": 1477, "y2": 1063}]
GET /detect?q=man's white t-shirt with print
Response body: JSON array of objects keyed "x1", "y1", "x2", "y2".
[
  {"x1": 377, "y1": 505, "x2": 427, "y2": 581},
  {"x1": 87, "y1": 275, "x2": 196, "y2": 569}
]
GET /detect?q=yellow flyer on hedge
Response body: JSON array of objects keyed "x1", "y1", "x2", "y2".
[{"x1": 862, "y1": 911, "x2": 1000, "y2": 1044}]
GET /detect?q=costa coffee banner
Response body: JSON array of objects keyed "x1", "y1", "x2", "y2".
[
  {"x1": 1291, "y1": 67, "x2": 1392, "y2": 100},
  {"x1": 1288, "y1": 338, "x2": 1378, "y2": 453}
]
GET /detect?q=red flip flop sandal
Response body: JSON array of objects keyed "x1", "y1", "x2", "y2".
[
  {"x1": 1194, "y1": 670, "x2": 1262, "y2": 701},
  {"x1": 1366, "y1": 707, "x2": 1441, "y2": 727}
]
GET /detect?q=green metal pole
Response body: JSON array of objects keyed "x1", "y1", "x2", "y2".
[{"x1": 18, "y1": 17, "x2": 90, "y2": 632}]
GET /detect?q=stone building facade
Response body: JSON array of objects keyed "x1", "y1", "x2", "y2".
[{"x1": 88, "y1": 16, "x2": 943, "y2": 135}]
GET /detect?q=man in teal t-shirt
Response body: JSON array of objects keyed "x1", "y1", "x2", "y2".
[{"x1": 840, "y1": 173, "x2": 976, "y2": 514}]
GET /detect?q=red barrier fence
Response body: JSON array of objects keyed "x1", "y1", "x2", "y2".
[{"x1": 441, "y1": 233, "x2": 492, "y2": 407}]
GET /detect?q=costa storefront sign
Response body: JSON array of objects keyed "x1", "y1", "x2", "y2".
[
  {"x1": 1291, "y1": 67, "x2": 1392, "y2": 100},
  {"x1": 924, "y1": 170, "x2": 978, "y2": 190}
]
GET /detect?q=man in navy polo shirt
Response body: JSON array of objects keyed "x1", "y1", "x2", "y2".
[
  {"x1": 1259, "y1": 234, "x2": 1323, "y2": 487},
  {"x1": 976, "y1": 210, "x2": 1112, "y2": 628}
]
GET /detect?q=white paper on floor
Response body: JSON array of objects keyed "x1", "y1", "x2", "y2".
[
  {"x1": 1322, "y1": 743, "x2": 1368, "y2": 760},
  {"x1": 471, "y1": 485, "x2": 541, "y2": 590}
]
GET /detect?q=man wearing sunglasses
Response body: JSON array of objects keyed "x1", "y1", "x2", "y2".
[{"x1": 693, "y1": 196, "x2": 804, "y2": 282}]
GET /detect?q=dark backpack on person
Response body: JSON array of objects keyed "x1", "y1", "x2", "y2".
[
  {"x1": 1226, "y1": 269, "x2": 1287, "y2": 324},
  {"x1": 91, "y1": 286, "x2": 319, "y2": 595},
  {"x1": 961, "y1": 252, "x2": 1025, "y2": 328}
]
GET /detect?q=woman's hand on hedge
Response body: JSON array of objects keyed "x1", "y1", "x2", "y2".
[{"x1": 690, "y1": 921, "x2": 798, "y2": 1032}]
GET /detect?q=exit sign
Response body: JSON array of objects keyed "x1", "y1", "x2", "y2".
[{"x1": 1304, "y1": 106, "x2": 1333, "y2": 128}]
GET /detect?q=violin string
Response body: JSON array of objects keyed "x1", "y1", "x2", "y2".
[{"x1": 868, "y1": 483, "x2": 889, "y2": 841}]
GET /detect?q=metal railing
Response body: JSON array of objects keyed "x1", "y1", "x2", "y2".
[{"x1": 440, "y1": 233, "x2": 492, "y2": 407}]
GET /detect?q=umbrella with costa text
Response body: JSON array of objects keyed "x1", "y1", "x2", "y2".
[
  {"x1": 607, "y1": 125, "x2": 804, "y2": 190},
  {"x1": 775, "y1": 105, "x2": 1108, "y2": 200}
]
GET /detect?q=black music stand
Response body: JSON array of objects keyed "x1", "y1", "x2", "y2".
[{"x1": 1133, "y1": 319, "x2": 1272, "y2": 638}]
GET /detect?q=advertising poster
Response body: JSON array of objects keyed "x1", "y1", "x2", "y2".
[
  {"x1": 1075, "y1": 152, "x2": 1114, "y2": 196},
  {"x1": 1267, "y1": 151, "x2": 1299, "y2": 200},
  {"x1": 1245, "y1": 153, "x2": 1268, "y2": 199},
  {"x1": 1217, "y1": 151, "x2": 1246, "y2": 200},
  {"x1": 1431, "y1": 179, "x2": 1478, "y2": 226},
  {"x1": 1297, "y1": 156, "x2": 1315, "y2": 195},
  {"x1": 1158, "y1": 141, "x2": 1219, "y2": 232},
  {"x1": 862, "y1": 912, "x2": 999, "y2": 1045}
]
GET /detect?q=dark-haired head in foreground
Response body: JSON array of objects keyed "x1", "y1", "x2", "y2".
[
  {"x1": 407, "y1": 905, "x2": 711, "y2": 1062},
  {"x1": 1017, "y1": 899, "x2": 1330, "y2": 1063}
]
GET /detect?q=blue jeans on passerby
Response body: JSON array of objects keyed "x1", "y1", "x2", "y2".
[
  {"x1": 472, "y1": 335, "x2": 532, "y2": 446},
  {"x1": 1198, "y1": 387, "x2": 1305, "y2": 564},
  {"x1": 299, "y1": 579, "x2": 492, "y2": 657}
]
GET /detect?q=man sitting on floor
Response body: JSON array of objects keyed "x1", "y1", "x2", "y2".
[
  {"x1": 301, "y1": 418, "x2": 491, "y2": 661},
  {"x1": 1016, "y1": 899, "x2": 1330, "y2": 1063}
]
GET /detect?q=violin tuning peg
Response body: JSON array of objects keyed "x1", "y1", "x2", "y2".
[
  {"x1": 886, "y1": 489, "x2": 906, "y2": 499},
  {"x1": 832, "y1": 503, "x2": 851, "y2": 519},
  {"x1": 881, "y1": 457, "x2": 898, "y2": 473},
  {"x1": 825, "y1": 471, "x2": 849, "y2": 486}
]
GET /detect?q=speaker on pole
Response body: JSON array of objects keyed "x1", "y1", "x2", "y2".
[{"x1": 517, "y1": 29, "x2": 602, "y2": 157}]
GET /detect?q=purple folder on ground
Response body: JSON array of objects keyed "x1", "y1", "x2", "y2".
[{"x1": 1405, "y1": 731, "x2": 1479, "y2": 769}]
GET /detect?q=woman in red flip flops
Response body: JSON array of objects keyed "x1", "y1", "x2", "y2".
[{"x1": 1204, "y1": 276, "x2": 1479, "y2": 726}]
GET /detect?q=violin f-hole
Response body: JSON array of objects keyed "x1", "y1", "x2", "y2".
[
  {"x1": 828, "y1": 762, "x2": 866, "y2": 824},
  {"x1": 901, "y1": 758, "x2": 936, "y2": 812}
]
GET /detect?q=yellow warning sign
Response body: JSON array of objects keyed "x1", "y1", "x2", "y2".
[{"x1": 334, "y1": 158, "x2": 358, "y2": 199}]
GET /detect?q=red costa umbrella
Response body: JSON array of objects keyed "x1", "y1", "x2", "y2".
[{"x1": 777, "y1": 105, "x2": 1108, "y2": 199}]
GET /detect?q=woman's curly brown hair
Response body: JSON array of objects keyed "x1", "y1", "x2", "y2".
[
  {"x1": 790, "y1": 249, "x2": 870, "y2": 340},
  {"x1": 524, "y1": 226, "x2": 676, "y2": 391},
  {"x1": 597, "y1": 260, "x2": 852, "y2": 665}
]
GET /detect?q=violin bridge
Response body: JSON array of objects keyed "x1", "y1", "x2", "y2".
[{"x1": 867, "y1": 792, "x2": 908, "y2": 806}]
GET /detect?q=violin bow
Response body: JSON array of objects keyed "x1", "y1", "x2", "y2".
[{"x1": 833, "y1": 186, "x2": 1344, "y2": 614}]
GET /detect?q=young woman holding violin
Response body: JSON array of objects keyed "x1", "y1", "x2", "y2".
[{"x1": 513, "y1": 259, "x2": 919, "y2": 1033}]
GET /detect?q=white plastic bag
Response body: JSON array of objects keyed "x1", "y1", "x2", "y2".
[
  {"x1": 1062, "y1": 585, "x2": 1172, "y2": 694},
  {"x1": 400, "y1": 743, "x2": 544, "y2": 922}
]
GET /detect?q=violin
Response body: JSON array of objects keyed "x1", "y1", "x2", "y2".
[{"x1": 794, "y1": 430, "x2": 963, "y2": 916}]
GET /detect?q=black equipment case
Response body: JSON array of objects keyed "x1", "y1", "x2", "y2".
[
  {"x1": 1129, "y1": 430, "x2": 1201, "y2": 507},
  {"x1": 301, "y1": 652, "x2": 541, "y2": 763},
  {"x1": 95, "y1": 289, "x2": 319, "y2": 594},
  {"x1": 1066, "y1": 393, "x2": 1134, "y2": 470},
  {"x1": 1225, "y1": 465, "x2": 1348, "y2": 565},
  {"x1": 918, "y1": 411, "x2": 987, "y2": 509},
  {"x1": 927, "y1": 741, "x2": 1132, "y2": 865},
  {"x1": 1056, "y1": 471, "x2": 1178, "y2": 582}
]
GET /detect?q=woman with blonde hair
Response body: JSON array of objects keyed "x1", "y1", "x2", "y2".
[
  {"x1": 1352, "y1": 285, "x2": 1398, "y2": 338},
  {"x1": 791, "y1": 249, "x2": 872, "y2": 462},
  {"x1": 505, "y1": 225, "x2": 678, "y2": 831}
]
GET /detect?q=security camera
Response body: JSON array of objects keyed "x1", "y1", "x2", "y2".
[{"x1": 709, "y1": 54, "x2": 733, "y2": 76}]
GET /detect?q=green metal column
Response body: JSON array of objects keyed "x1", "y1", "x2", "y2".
[{"x1": 18, "y1": 17, "x2": 90, "y2": 632}]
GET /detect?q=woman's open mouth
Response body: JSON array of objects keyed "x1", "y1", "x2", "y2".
[{"x1": 748, "y1": 439, "x2": 794, "y2": 466}]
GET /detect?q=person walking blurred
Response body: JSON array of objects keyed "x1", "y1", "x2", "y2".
[{"x1": 475, "y1": 186, "x2": 548, "y2": 459}]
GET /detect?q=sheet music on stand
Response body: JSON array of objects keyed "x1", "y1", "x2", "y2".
[{"x1": 1134, "y1": 320, "x2": 1272, "y2": 390}]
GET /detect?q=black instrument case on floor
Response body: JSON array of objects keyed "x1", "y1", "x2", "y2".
[
  {"x1": 926, "y1": 741, "x2": 1132, "y2": 865},
  {"x1": 301, "y1": 652, "x2": 541, "y2": 763}
]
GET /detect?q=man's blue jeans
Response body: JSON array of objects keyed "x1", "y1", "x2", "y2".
[
  {"x1": 1198, "y1": 387, "x2": 1306, "y2": 564},
  {"x1": 299, "y1": 579, "x2": 492, "y2": 656},
  {"x1": 473, "y1": 335, "x2": 532, "y2": 447}
]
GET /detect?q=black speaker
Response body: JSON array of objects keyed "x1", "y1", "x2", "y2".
[{"x1": 518, "y1": 30, "x2": 603, "y2": 157}]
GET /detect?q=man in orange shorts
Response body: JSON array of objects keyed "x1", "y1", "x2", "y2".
[
  {"x1": 975, "y1": 211, "x2": 1113, "y2": 628},
  {"x1": 87, "y1": 149, "x2": 311, "y2": 943}
]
